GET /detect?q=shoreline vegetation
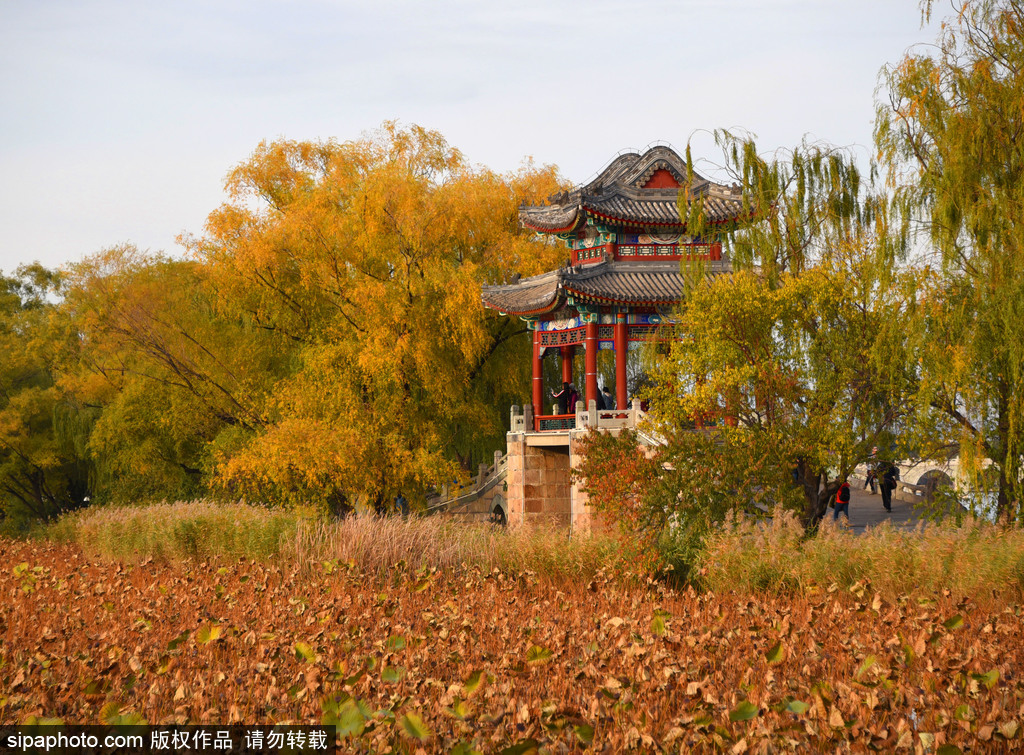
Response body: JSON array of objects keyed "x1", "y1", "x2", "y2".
[
  {"x1": 41, "y1": 500, "x2": 628, "y2": 583},
  {"x1": 36, "y1": 500, "x2": 1024, "y2": 601}
]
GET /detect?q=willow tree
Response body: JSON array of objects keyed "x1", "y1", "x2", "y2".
[
  {"x1": 579, "y1": 133, "x2": 915, "y2": 531},
  {"x1": 60, "y1": 246, "x2": 277, "y2": 505},
  {"x1": 0, "y1": 265, "x2": 91, "y2": 527},
  {"x1": 187, "y1": 123, "x2": 564, "y2": 509},
  {"x1": 876, "y1": 0, "x2": 1024, "y2": 521}
]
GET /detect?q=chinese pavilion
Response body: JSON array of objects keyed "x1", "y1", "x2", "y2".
[
  {"x1": 482, "y1": 145, "x2": 743, "y2": 429},
  {"x1": 471, "y1": 145, "x2": 745, "y2": 528}
]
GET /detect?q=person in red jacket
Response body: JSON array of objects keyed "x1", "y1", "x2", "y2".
[{"x1": 833, "y1": 479, "x2": 852, "y2": 522}]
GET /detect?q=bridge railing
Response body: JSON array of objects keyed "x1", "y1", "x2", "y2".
[
  {"x1": 426, "y1": 449, "x2": 508, "y2": 512},
  {"x1": 852, "y1": 464, "x2": 943, "y2": 503}
]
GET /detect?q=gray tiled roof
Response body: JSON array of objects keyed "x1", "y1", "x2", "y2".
[
  {"x1": 480, "y1": 259, "x2": 731, "y2": 315},
  {"x1": 478, "y1": 269, "x2": 563, "y2": 316},
  {"x1": 520, "y1": 146, "x2": 744, "y2": 232}
]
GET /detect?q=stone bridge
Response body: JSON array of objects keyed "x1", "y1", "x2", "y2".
[{"x1": 427, "y1": 399, "x2": 656, "y2": 530}]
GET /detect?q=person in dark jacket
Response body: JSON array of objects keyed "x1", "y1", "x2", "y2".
[
  {"x1": 602, "y1": 385, "x2": 615, "y2": 410},
  {"x1": 880, "y1": 463, "x2": 898, "y2": 512},
  {"x1": 551, "y1": 382, "x2": 570, "y2": 414}
]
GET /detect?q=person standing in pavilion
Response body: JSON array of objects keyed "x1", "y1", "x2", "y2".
[
  {"x1": 602, "y1": 385, "x2": 615, "y2": 411},
  {"x1": 551, "y1": 382, "x2": 570, "y2": 415}
]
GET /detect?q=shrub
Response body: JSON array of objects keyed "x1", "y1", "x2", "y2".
[{"x1": 655, "y1": 515, "x2": 713, "y2": 585}]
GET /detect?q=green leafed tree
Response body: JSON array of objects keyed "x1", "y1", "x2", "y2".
[
  {"x1": 0, "y1": 265, "x2": 92, "y2": 529},
  {"x1": 875, "y1": 0, "x2": 1024, "y2": 520},
  {"x1": 59, "y1": 245, "x2": 280, "y2": 505}
]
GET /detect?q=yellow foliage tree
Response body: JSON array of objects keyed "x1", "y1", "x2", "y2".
[{"x1": 184, "y1": 123, "x2": 565, "y2": 510}]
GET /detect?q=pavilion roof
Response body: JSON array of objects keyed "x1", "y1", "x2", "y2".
[
  {"x1": 520, "y1": 145, "x2": 745, "y2": 233},
  {"x1": 480, "y1": 258, "x2": 731, "y2": 317}
]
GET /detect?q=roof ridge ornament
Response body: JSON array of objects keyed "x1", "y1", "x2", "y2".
[{"x1": 519, "y1": 145, "x2": 742, "y2": 233}]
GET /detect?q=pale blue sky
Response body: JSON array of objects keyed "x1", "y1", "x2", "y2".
[{"x1": 0, "y1": 0, "x2": 938, "y2": 272}]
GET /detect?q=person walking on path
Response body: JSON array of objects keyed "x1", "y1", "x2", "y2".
[
  {"x1": 864, "y1": 446, "x2": 879, "y2": 494},
  {"x1": 833, "y1": 479, "x2": 852, "y2": 522},
  {"x1": 880, "y1": 463, "x2": 899, "y2": 512}
]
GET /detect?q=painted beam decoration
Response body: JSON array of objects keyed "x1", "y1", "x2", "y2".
[{"x1": 535, "y1": 313, "x2": 669, "y2": 351}]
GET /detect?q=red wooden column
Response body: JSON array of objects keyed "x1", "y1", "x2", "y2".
[
  {"x1": 560, "y1": 345, "x2": 575, "y2": 386},
  {"x1": 585, "y1": 320, "x2": 598, "y2": 408},
  {"x1": 532, "y1": 329, "x2": 543, "y2": 415},
  {"x1": 614, "y1": 313, "x2": 627, "y2": 410}
]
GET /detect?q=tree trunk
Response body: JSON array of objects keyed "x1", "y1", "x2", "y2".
[
  {"x1": 995, "y1": 389, "x2": 1014, "y2": 522},
  {"x1": 795, "y1": 461, "x2": 839, "y2": 529}
]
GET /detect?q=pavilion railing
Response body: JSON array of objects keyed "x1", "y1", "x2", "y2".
[
  {"x1": 615, "y1": 242, "x2": 722, "y2": 261},
  {"x1": 510, "y1": 400, "x2": 647, "y2": 434},
  {"x1": 538, "y1": 414, "x2": 576, "y2": 431}
]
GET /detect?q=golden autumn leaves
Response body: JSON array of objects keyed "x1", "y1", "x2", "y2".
[
  {"x1": 4, "y1": 124, "x2": 568, "y2": 518},
  {"x1": 186, "y1": 125, "x2": 565, "y2": 509}
]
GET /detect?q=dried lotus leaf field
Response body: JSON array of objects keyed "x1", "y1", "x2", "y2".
[{"x1": 1, "y1": 539, "x2": 1022, "y2": 753}]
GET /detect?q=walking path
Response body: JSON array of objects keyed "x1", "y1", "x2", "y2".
[{"x1": 838, "y1": 481, "x2": 921, "y2": 533}]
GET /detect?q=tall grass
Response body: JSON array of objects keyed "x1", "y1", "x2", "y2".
[
  {"x1": 46, "y1": 500, "x2": 298, "y2": 561},
  {"x1": 48, "y1": 500, "x2": 1024, "y2": 597},
  {"x1": 44, "y1": 499, "x2": 629, "y2": 581},
  {"x1": 700, "y1": 507, "x2": 1024, "y2": 599},
  {"x1": 286, "y1": 515, "x2": 626, "y2": 580},
  {"x1": 284, "y1": 516, "x2": 626, "y2": 581}
]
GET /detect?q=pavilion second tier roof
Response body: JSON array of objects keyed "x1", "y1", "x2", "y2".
[
  {"x1": 480, "y1": 258, "x2": 731, "y2": 317},
  {"x1": 520, "y1": 145, "x2": 745, "y2": 233}
]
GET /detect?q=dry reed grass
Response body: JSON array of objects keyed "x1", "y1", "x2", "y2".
[
  {"x1": 45, "y1": 500, "x2": 628, "y2": 581},
  {"x1": 44, "y1": 500, "x2": 1024, "y2": 598},
  {"x1": 285, "y1": 514, "x2": 627, "y2": 580},
  {"x1": 45, "y1": 500, "x2": 297, "y2": 561},
  {"x1": 700, "y1": 507, "x2": 1024, "y2": 599}
]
